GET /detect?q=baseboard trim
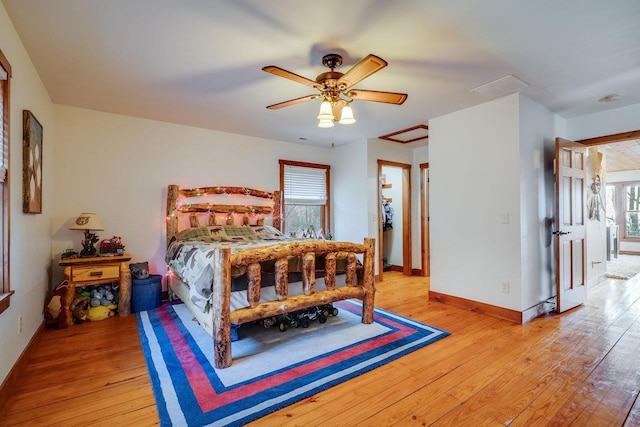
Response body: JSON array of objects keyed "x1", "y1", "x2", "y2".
[
  {"x1": 521, "y1": 299, "x2": 555, "y2": 323},
  {"x1": 429, "y1": 291, "x2": 523, "y2": 324},
  {"x1": 0, "y1": 321, "x2": 45, "y2": 410},
  {"x1": 620, "y1": 250, "x2": 640, "y2": 256},
  {"x1": 591, "y1": 273, "x2": 609, "y2": 286},
  {"x1": 411, "y1": 268, "x2": 423, "y2": 276}
]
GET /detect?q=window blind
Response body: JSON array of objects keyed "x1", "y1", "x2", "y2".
[{"x1": 283, "y1": 165, "x2": 327, "y2": 205}]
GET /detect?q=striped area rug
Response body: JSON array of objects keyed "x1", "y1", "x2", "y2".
[{"x1": 137, "y1": 300, "x2": 449, "y2": 427}]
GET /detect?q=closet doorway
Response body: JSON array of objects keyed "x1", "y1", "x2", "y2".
[
  {"x1": 420, "y1": 163, "x2": 430, "y2": 277},
  {"x1": 377, "y1": 160, "x2": 412, "y2": 281}
]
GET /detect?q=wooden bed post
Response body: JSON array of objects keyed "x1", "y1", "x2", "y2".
[
  {"x1": 167, "y1": 185, "x2": 180, "y2": 247},
  {"x1": 274, "y1": 257, "x2": 288, "y2": 300},
  {"x1": 212, "y1": 246, "x2": 232, "y2": 368},
  {"x1": 362, "y1": 237, "x2": 376, "y2": 324},
  {"x1": 273, "y1": 190, "x2": 282, "y2": 231}
]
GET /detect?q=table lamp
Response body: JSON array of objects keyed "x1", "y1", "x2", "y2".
[{"x1": 70, "y1": 212, "x2": 104, "y2": 257}]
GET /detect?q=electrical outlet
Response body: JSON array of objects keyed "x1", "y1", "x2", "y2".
[
  {"x1": 501, "y1": 213, "x2": 510, "y2": 224},
  {"x1": 502, "y1": 282, "x2": 510, "y2": 293},
  {"x1": 18, "y1": 315, "x2": 22, "y2": 333}
]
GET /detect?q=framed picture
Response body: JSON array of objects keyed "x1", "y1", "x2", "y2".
[{"x1": 22, "y1": 110, "x2": 43, "y2": 214}]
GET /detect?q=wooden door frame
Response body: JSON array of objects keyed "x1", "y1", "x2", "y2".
[
  {"x1": 377, "y1": 159, "x2": 412, "y2": 281},
  {"x1": 420, "y1": 163, "x2": 429, "y2": 277},
  {"x1": 575, "y1": 129, "x2": 640, "y2": 146}
]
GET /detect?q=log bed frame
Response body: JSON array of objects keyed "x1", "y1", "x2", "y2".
[{"x1": 166, "y1": 184, "x2": 376, "y2": 368}]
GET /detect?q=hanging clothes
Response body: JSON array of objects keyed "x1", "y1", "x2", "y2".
[{"x1": 382, "y1": 199, "x2": 394, "y2": 231}]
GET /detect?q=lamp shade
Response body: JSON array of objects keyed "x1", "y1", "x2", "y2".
[
  {"x1": 339, "y1": 104, "x2": 356, "y2": 124},
  {"x1": 69, "y1": 213, "x2": 104, "y2": 231},
  {"x1": 317, "y1": 100, "x2": 334, "y2": 120},
  {"x1": 318, "y1": 118, "x2": 335, "y2": 128}
]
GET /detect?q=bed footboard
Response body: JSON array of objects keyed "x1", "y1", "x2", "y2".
[{"x1": 212, "y1": 237, "x2": 375, "y2": 368}]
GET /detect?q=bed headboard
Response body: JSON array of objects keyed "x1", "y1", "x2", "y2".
[{"x1": 166, "y1": 184, "x2": 281, "y2": 247}]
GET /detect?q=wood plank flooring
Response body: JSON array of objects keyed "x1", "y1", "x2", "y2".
[{"x1": 3, "y1": 272, "x2": 640, "y2": 426}]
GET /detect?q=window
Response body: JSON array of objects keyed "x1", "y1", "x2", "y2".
[
  {"x1": 606, "y1": 181, "x2": 640, "y2": 240},
  {"x1": 279, "y1": 160, "x2": 330, "y2": 238},
  {"x1": 0, "y1": 49, "x2": 11, "y2": 315}
]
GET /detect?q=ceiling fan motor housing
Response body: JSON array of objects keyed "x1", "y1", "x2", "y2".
[{"x1": 321, "y1": 53, "x2": 343, "y2": 70}]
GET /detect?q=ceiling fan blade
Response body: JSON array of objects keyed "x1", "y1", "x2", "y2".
[
  {"x1": 262, "y1": 65, "x2": 319, "y2": 88},
  {"x1": 337, "y1": 54, "x2": 387, "y2": 90},
  {"x1": 266, "y1": 94, "x2": 320, "y2": 110},
  {"x1": 347, "y1": 89, "x2": 408, "y2": 105}
]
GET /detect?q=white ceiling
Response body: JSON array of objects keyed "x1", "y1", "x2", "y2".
[{"x1": 3, "y1": 0, "x2": 640, "y2": 148}]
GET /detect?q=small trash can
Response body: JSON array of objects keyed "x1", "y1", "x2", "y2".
[{"x1": 132, "y1": 274, "x2": 162, "y2": 313}]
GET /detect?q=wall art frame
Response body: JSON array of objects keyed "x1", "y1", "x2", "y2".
[{"x1": 22, "y1": 110, "x2": 43, "y2": 214}]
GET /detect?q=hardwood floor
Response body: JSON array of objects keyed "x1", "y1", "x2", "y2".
[{"x1": 3, "y1": 272, "x2": 640, "y2": 426}]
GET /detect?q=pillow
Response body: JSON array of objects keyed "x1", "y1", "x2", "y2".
[
  {"x1": 174, "y1": 227, "x2": 210, "y2": 241},
  {"x1": 251, "y1": 225, "x2": 286, "y2": 240},
  {"x1": 207, "y1": 225, "x2": 225, "y2": 237},
  {"x1": 222, "y1": 225, "x2": 258, "y2": 240}
]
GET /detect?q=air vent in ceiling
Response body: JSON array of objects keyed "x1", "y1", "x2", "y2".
[{"x1": 470, "y1": 75, "x2": 529, "y2": 99}]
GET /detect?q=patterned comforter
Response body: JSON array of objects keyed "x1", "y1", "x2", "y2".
[
  {"x1": 167, "y1": 225, "x2": 357, "y2": 312},
  {"x1": 166, "y1": 225, "x2": 296, "y2": 310}
]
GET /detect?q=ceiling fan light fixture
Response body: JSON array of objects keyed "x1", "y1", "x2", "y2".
[
  {"x1": 318, "y1": 118, "x2": 335, "y2": 128},
  {"x1": 263, "y1": 53, "x2": 407, "y2": 128},
  {"x1": 317, "y1": 100, "x2": 334, "y2": 120},
  {"x1": 339, "y1": 104, "x2": 356, "y2": 125}
]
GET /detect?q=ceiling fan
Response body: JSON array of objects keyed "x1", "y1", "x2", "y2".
[{"x1": 262, "y1": 53, "x2": 407, "y2": 127}]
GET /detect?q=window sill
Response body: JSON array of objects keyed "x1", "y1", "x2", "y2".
[
  {"x1": 621, "y1": 238, "x2": 640, "y2": 243},
  {"x1": 0, "y1": 290, "x2": 14, "y2": 316}
]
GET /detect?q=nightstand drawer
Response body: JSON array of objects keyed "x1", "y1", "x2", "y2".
[{"x1": 72, "y1": 265, "x2": 120, "y2": 282}]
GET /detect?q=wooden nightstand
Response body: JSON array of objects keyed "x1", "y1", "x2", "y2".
[{"x1": 59, "y1": 254, "x2": 132, "y2": 325}]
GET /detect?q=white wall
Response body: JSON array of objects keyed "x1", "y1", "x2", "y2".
[
  {"x1": 0, "y1": 3, "x2": 55, "y2": 386},
  {"x1": 607, "y1": 170, "x2": 640, "y2": 182},
  {"x1": 518, "y1": 95, "x2": 560, "y2": 310},
  {"x1": 430, "y1": 94, "x2": 524, "y2": 310},
  {"x1": 51, "y1": 105, "x2": 334, "y2": 288},
  {"x1": 331, "y1": 140, "x2": 368, "y2": 243},
  {"x1": 565, "y1": 103, "x2": 640, "y2": 141}
]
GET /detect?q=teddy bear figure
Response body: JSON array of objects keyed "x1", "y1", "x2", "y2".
[{"x1": 69, "y1": 295, "x2": 91, "y2": 324}]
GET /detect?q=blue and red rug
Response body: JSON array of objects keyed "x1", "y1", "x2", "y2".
[{"x1": 137, "y1": 300, "x2": 449, "y2": 426}]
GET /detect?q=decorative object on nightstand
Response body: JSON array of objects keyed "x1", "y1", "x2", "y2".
[
  {"x1": 99, "y1": 236, "x2": 125, "y2": 256},
  {"x1": 69, "y1": 212, "x2": 104, "y2": 257}
]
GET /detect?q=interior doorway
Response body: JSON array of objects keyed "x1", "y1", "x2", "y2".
[
  {"x1": 576, "y1": 130, "x2": 640, "y2": 280},
  {"x1": 420, "y1": 163, "x2": 430, "y2": 277},
  {"x1": 377, "y1": 160, "x2": 411, "y2": 281}
]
